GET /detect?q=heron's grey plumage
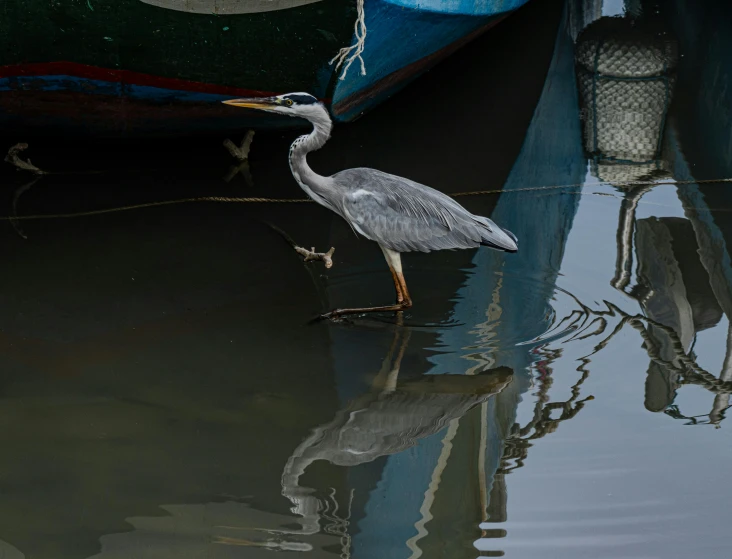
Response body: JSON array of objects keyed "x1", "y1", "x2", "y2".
[
  {"x1": 280, "y1": 363, "x2": 513, "y2": 530},
  {"x1": 332, "y1": 168, "x2": 518, "y2": 253}
]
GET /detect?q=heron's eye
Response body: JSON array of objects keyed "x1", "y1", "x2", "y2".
[{"x1": 285, "y1": 99, "x2": 293, "y2": 107}]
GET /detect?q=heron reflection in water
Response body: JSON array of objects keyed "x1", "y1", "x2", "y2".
[
  {"x1": 280, "y1": 328, "x2": 513, "y2": 535},
  {"x1": 223, "y1": 93, "x2": 518, "y2": 319}
]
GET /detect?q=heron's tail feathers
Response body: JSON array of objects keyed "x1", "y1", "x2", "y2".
[{"x1": 479, "y1": 225, "x2": 518, "y2": 253}]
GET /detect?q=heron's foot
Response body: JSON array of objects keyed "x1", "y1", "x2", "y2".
[
  {"x1": 295, "y1": 246, "x2": 335, "y2": 269},
  {"x1": 320, "y1": 301, "x2": 412, "y2": 321}
]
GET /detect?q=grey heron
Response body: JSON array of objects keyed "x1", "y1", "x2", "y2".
[{"x1": 223, "y1": 92, "x2": 518, "y2": 319}]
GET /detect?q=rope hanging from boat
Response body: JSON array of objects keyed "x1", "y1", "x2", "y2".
[{"x1": 330, "y1": 0, "x2": 367, "y2": 80}]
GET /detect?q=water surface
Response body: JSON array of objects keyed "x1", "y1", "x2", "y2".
[{"x1": 1, "y1": 0, "x2": 731, "y2": 557}]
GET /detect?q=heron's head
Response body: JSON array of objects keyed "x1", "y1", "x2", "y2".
[{"x1": 223, "y1": 92, "x2": 327, "y2": 121}]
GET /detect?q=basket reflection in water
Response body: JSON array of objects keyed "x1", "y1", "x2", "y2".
[{"x1": 576, "y1": 16, "x2": 678, "y2": 183}]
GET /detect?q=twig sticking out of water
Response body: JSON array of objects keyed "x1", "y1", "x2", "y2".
[
  {"x1": 268, "y1": 222, "x2": 335, "y2": 269},
  {"x1": 5, "y1": 143, "x2": 46, "y2": 175},
  {"x1": 294, "y1": 246, "x2": 335, "y2": 268},
  {"x1": 223, "y1": 131, "x2": 255, "y2": 161},
  {"x1": 223, "y1": 131, "x2": 255, "y2": 186}
]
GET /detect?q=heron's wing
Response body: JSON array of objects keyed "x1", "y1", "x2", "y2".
[{"x1": 333, "y1": 168, "x2": 517, "y2": 253}]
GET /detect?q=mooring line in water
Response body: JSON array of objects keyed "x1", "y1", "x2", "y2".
[
  {"x1": 0, "y1": 196, "x2": 312, "y2": 221},
  {"x1": 3, "y1": 177, "x2": 732, "y2": 222},
  {"x1": 451, "y1": 176, "x2": 732, "y2": 197}
]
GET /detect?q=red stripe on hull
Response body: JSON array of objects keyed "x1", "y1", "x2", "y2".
[{"x1": 0, "y1": 90, "x2": 299, "y2": 137}]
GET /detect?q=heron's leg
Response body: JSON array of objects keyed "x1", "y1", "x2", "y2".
[
  {"x1": 320, "y1": 247, "x2": 412, "y2": 320},
  {"x1": 383, "y1": 247, "x2": 412, "y2": 307}
]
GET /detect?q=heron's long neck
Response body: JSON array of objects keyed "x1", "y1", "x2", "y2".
[{"x1": 288, "y1": 113, "x2": 336, "y2": 208}]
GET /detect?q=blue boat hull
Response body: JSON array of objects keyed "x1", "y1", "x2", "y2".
[{"x1": 331, "y1": 0, "x2": 516, "y2": 121}]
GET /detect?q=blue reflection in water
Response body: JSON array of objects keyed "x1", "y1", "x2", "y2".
[{"x1": 348, "y1": 4, "x2": 587, "y2": 556}]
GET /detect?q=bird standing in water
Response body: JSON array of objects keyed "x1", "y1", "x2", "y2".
[{"x1": 223, "y1": 93, "x2": 518, "y2": 319}]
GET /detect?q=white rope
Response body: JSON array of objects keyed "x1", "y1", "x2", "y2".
[{"x1": 330, "y1": 0, "x2": 367, "y2": 80}]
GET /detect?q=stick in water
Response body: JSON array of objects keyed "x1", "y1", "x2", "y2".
[{"x1": 267, "y1": 222, "x2": 335, "y2": 268}]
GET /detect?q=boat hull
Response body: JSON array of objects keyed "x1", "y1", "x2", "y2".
[
  {"x1": 331, "y1": 3, "x2": 511, "y2": 121},
  {"x1": 0, "y1": 0, "x2": 529, "y2": 135}
]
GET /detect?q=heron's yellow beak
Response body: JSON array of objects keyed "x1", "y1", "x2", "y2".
[{"x1": 222, "y1": 97, "x2": 278, "y2": 110}]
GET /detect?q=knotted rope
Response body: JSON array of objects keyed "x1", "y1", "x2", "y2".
[{"x1": 330, "y1": 0, "x2": 367, "y2": 80}]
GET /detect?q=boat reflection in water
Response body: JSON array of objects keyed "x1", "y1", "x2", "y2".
[
  {"x1": 308, "y1": 0, "x2": 594, "y2": 555},
  {"x1": 93, "y1": 1, "x2": 732, "y2": 556},
  {"x1": 570, "y1": 0, "x2": 732, "y2": 427},
  {"x1": 5, "y1": 1, "x2": 732, "y2": 558},
  {"x1": 632, "y1": 217, "x2": 731, "y2": 425},
  {"x1": 263, "y1": 3, "x2": 595, "y2": 555},
  {"x1": 274, "y1": 1, "x2": 732, "y2": 554}
]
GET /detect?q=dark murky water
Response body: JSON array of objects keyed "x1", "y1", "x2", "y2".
[{"x1": 1, "y1": 0, "x2": 731, "y2": 557}]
